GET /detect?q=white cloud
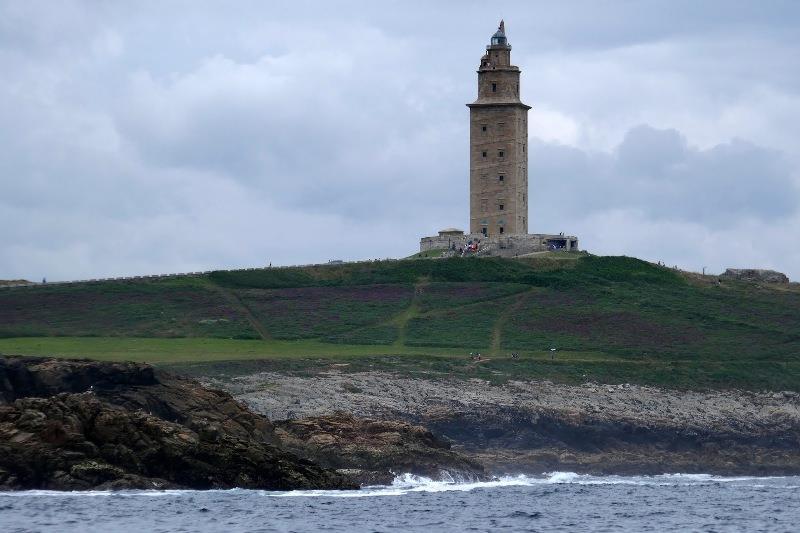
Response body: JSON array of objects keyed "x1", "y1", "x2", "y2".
[
  {"x1": 529, "y1": 106, "x2": 581, "y2": 146},
  {"x1": 573, "y1": 209, "x2": 800, "y2": 277},
  {"x1": 1, "y1": 1, "x2": 799, "y2": 280}
]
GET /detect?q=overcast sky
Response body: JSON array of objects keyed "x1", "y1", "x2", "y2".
[{"x1": 2, "y1": 1, "x2": 799, "y2": 281}]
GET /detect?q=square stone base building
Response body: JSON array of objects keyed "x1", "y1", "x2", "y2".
[{"x1": 420, "y1": 21, "x2": 578, "y2": 257}]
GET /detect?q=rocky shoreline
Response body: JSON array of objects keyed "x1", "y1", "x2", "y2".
[
  {"x1": 207, "y1": 370, "x2": 800, "y2": 476},
  {"x1": 274, "y1": 414, "x2": 484, "y2": 485},
  {"x1": 0, "y1": 357, "x2": 483, "y2": 491},
  {"x1": 3, "y1": 355, "x2": 798, "y2": 491}
]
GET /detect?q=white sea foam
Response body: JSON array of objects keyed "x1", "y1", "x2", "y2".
[
  {"x1": 2, "y1": 473, "x2": 796, "y2": 499},
  {"x1": 266, "y1": 471, "x2": 798, "y2": 498}
]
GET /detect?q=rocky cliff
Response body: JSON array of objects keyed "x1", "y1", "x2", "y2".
[
  {"x1": 275, "y1": 414, "x2": 485, "y2": 485},
  {"x1": 218, "y1": 370, "x2": 800, "y2": 476},
  {"x1": 0, "y1": 356, "x2": 486, "y2": 490},
  {"x1": 0, "y1": 356, "x2": 357, "y2": 490}
]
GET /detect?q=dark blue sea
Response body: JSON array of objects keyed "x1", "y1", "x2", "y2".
[{"x1": 1, "y1": 473, "x2": 798, "y2": 532}]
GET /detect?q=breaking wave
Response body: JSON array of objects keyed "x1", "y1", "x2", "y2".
[
  {"x1": 2, "y1": 472, "x2": 796, "y2": 499},
  {"x1": 3, "y1": 473, "x2": 798, "y2": 532},
  {"x1": 269, "y1": 471, "x2": 797, "y2": 498}
]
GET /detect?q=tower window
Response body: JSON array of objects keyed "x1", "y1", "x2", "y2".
[
  {"x1": 498, "y1": 175, "x2": 504, "y2": 182},
  {"x1": 498, "y1": 150, "x2": 504, "y2": 158},
  {"x1": 499, "y1": 204, "x2": 504, "y2": 211},
  {"x1": 482, "y1": 151, "x2": 487, "y2": 158},
  {"x1": 492, "y1": 83, "x2": 497, "y2": 92},
  {"x1": 499, "y1": 227, "x2": 504, "y2": 234},
  {"x1": 481, "y1": 124, "x2": 487, "y2": 132}
]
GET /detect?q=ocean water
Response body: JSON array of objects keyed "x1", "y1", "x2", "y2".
[{"x1": 1, "y1": 473, "x2": 798, "y2": 532}]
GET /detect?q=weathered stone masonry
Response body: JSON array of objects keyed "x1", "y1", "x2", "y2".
[
  {"x1": 420, "y1": 230, "x2": 578, "y2": 257},
  {"x1": 468, "y1": 20, "x2": 530, "y2": 237},
  {"x1": 419, "y1": 21, "x2": 579, "y2": 257}
]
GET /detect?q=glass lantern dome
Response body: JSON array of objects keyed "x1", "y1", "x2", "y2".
[{"x1": 490, "y1": 20, "x2": 507, "y2": 46}]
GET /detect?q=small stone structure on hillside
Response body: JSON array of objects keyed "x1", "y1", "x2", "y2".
[
  {"x1": 420, "y1": 228, "x2": 578, "y2": 258},
  {"x1": 720, "y1": 269, "x2": 789, "y2": 284},
  {"x1": 419, "y1": 21, "x2": 579, "y2": 257}
]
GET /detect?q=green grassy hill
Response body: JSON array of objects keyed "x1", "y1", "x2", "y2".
[{"x1": 2, "y1": 253, "x2": 799, "y2": 390}]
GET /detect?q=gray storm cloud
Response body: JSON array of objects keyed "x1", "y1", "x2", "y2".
[
  {"x1": 532, "y1": 126, "x2": 797, "y2": 227},
  {"x1": 1, "y1": 1, "x2": 799, "y2": 280}
]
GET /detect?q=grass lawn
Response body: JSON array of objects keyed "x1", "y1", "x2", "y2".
[
  {"x1": 0, "y1": 277, "x2": 257, "y2": 339},
  {"x1": 236, "y1": 284, "x2": 413, "y2": 340},
  {"x1": 2, "y1": 254, "x2": 798, "y2": 390},
  {"x1": 0, "y1": 336, "x2": 473, "y2": 363},
  {"x1": 2, "y1": 336, "x2": 799, "y2": 390}
]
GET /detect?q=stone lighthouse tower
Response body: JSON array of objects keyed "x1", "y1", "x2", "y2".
[
  {"x1": 467, "y1": 21, "x2": 530, "y2": 236},
  {"x1": 418, "y1": 21, "x2": 578, "y2": 256}
]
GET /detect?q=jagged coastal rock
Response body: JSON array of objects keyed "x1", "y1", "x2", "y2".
[
  {"x1": 0, "y1": 357, "x2": 485, "y2": 490},
  {"x1": 0, "y1": 356, "x2": 357, "y2": 490},
  {"x1": 275, "y1": 413, "x2": 486, "y2": 485},
  {"x1": 5, "y1": 355, "x2": 799, "y2": 490},
  {"x1": 0, "y1": 356, "x2": 483, "y2": 491},
  {"x1": 220, "y1": 370, "x2": 800, "y2": 476}
]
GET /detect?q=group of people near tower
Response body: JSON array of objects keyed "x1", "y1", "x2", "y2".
[{"x1": 452, "y1": 239, "x2": 481, "y2": 256}]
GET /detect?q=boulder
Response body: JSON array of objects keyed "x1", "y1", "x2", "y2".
[{"x1": 720, "y1": 268, "x2": 789, "y2": 283}]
